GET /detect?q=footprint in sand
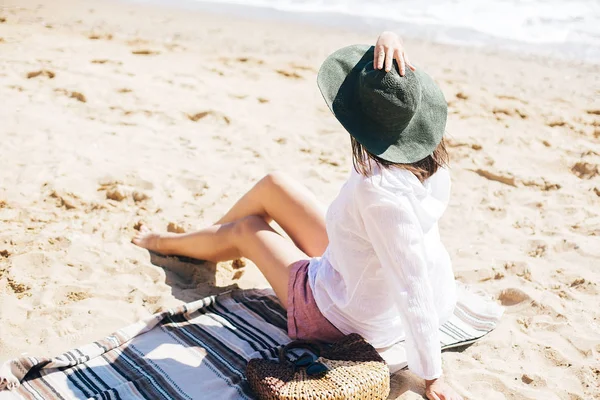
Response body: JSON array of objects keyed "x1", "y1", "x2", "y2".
[
  {"x1": 126, "y1": 38, "x2": 150, "y2": 46},
  {"x1": 132, "y1": 191, "x2": 149, "y2": 203},
  {"x1": 569, "y1": 277, "x2": 598, "y2": 295},
  {"x1": 521, "y1": 374, "x2": 544, "y2": 386},
  {"x1": 541, "y1": 344, "x2": 572, "y2": 367},
  {"x1": 178, "y1": 177, "x2": 209, "y2": 198},
  {"x1": 66, "y1": 291, "x2": 91, "y2": 302},
  {"x1": 236, "y1": 57, "x2": 263, "y2": 64},
  {"x1": 485, "y1": 204, "x2": 507, "y2": 218},
  {"x1": 106, "y1": 187, "x2": 127, "y2": 202},
  {"x1": 187, "y1": 110, "x2": 231, "y2": 125},
  {"x1": 546, "y1": 119, "x2": 570, "y2": 128},
  {"x1": 131, "y1": 49, "x2": 160, "y2": 56},
  {"x1": 49, "y1": 190, "x2": 79, "y2": 210},
  {"x1": 582, "y1": 149, "x2": 599, "y2": 157},
  {"x1": 27, "y1": 70, "x2": 55, "y2": 79},
  {"x1": 47, "y1": 236, "x2": 71, "y2": 250},
  {"x1": 276, "y1": 69, "x2": 303, "y2": 79},
  {"x1": 219, "y1": 57, "x2": 265, "y2": 66},
  {"x1": 492, "y1": 107, "x2": 528, "y2": 120},
  {"x1": 571, "y1": 162, "x2": 599, "y2": 179},
  {"x1": 88, "y1": 33, "x2": 113, "y2": 40},
  {"x1": 164, "y1": 43, "x2": 186, "y2": 52},
  {"x1": 471, "y1": 168, "x2": 517, "y2": 187},
  {"x1": 91, "y1": 59, "x2": 123, "y2": 65},
  {"x1": 6, "y1": 277, "x2": 31, "y2": 299},
  {"x1": 495, "y1": 94, "x2": 529, "y2": 104},
  {"x1": 319, "y1": 156, "x2": 341, "y2": 167},
  {"x1": 447, "y1": 139, "x2": 483, "y2": 151},
  {"x1": 498, "y1": 288, "x2": 530, "y2": 306},
  {"x1": 100, "y1": 180, "x2": 151, "y2": 204},
  {"x1": 521, "y1": 178, "x2": 561, "y2": 191},
  {"x1": 527, "y1": 241, "x2": 547, "y2": 258},
  {"x1": 55, "y1": 89, "x2": 87, "y2": 103},
  {"x1": 570, "y1": 278, "x2": 586, "y2": 287},
  {"x1": 167, "y1": 222, "x2": 186, "y2": 234},
  {"x1": 553, "y1": 239, "x2": 579, "y2": 253},
  {"x1": 504, "y1": 261, "x2": 532, "y2": 281},
  {"x1": 109, "y1": 106, "x2": 167, "y2": 119},
  {"x1": 289, "y1": 63, "x2": 316, "y2": 72}
]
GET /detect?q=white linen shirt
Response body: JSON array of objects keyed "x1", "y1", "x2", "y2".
[{"x1": 307, "y1": 164, "x2": 457, "y2": 380}]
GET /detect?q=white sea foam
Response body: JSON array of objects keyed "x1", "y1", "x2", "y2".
[{"x1": 131, "y1": 0, "x2": 600, "y2": 62}]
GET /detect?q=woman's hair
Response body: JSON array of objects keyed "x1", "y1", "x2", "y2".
[{"x1": 351, "y1": 136, "x2": 449, "y2": 182}]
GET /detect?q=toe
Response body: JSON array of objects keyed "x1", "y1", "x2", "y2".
[{"x1": 132, "y1": 231, "x2": 147, "y2": 246}]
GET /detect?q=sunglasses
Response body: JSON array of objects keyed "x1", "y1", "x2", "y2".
[{"x1": 293, "y1": 352, "x2": 329, "y2": 376}]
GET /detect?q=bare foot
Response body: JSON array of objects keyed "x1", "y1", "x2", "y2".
[{"x1": 132, "y1": 225, "x2": 173, "y2": 255}]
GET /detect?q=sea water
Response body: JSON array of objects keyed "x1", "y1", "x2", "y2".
[{"x1": 127, "y1": 0, "x2": 600, "y2": 63}]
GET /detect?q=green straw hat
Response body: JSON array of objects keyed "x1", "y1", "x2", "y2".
[{"x1": 317, "y1": 44, "x2": 447, "y2": 164}]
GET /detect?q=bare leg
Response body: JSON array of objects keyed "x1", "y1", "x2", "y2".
[
  {"x1": 133, "y1": 216, "x2": 305, "y2": 307},
  {"x1": 132, "y1": 172, "x2": 328, "y2": 306},
  {"x1": 231, "y1": 216, "x2": 306, "y2": 307},
  {"x1": 133, "y1": 224, "x2": 242, "y2": 262},
  {"x1": 216, "y1": 172, "x2": 328, "y2": 257}
]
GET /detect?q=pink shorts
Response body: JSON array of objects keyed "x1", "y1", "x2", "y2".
[{"x1": 287, "y1": 260, "x2": 345, "y2": 343}]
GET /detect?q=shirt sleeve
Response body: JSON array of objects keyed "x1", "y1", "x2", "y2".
[{"x1": 357, "y1": 182, "x2": 443, "y2": 380}]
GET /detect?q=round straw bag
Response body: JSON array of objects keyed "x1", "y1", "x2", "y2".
[{"x1": 246, "y1": 333, "x2": 390, "y2": 400}]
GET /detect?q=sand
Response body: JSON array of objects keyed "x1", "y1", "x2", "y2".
[{"x1": 0, "y1": 0, "x2": 599, "y2": 398}]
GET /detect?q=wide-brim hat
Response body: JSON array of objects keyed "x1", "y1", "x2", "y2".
[{"x1": 317, "y1": 44, "x2": 447, "y2": 164}]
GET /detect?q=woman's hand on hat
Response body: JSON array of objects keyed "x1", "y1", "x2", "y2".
[
  {"x1": 374, "y1": 31, "x2": 416, "y2": 76},
  {"x1": 425, "y1": 377, "x2": 463, "y2": 400}
]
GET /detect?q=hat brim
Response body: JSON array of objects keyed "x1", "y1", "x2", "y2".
[{"x1": 317, "y1": 44, "x2": 447, "y2": 164}]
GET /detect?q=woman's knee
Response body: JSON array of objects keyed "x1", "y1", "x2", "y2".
[
  {"x1": 231, "y1": 215, "x2": 270, "y2": 240},
  {"x1": 260, "y1": 172, "x2": 291, "y2": 191}
]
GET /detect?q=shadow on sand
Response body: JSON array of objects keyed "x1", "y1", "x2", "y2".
[{"x1": 148, "y1": 252, "x2": 241, "y2": 303}]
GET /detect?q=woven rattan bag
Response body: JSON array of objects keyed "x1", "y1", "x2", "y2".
[{"x1": 246, "y1": 333, "x2": 390, "y2": 400}]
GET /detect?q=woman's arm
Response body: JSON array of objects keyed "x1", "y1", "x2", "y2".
[
  {"x1": 373, "y1": 31, "x2": 416, "y2": 76},
  {"x1": 358, "y1": 188, "x2": 442, "y2": 379},
  {"x1": 357, "y1": 183, "x2": 463, "y2": 400}
]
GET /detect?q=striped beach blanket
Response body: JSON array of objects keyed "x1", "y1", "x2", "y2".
[{"x1": 0, "y1": 285, "x2": 503, "y2": 400}]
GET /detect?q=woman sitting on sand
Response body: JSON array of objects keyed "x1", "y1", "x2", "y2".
[{"x1": 134, "y1": 31, "x2": 462, "y2": 400}]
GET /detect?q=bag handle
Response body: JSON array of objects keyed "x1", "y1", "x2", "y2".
[{"x1": 278, "y1": 340, "x2": 323, "y2": 364}]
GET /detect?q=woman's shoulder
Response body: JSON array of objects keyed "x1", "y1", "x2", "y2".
[
  {"x1": 350, "y1": 166, "x2": 413, "y2": 205},
  {"x1": 349, "y1": 165, "x2": 388, "y2": 191},
  {"x1": 352, "y1": 165, "x2": 418, "y2": 190},
  {"x1": 351, "y1": 165, "x2": 451, "y2": 201}
]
